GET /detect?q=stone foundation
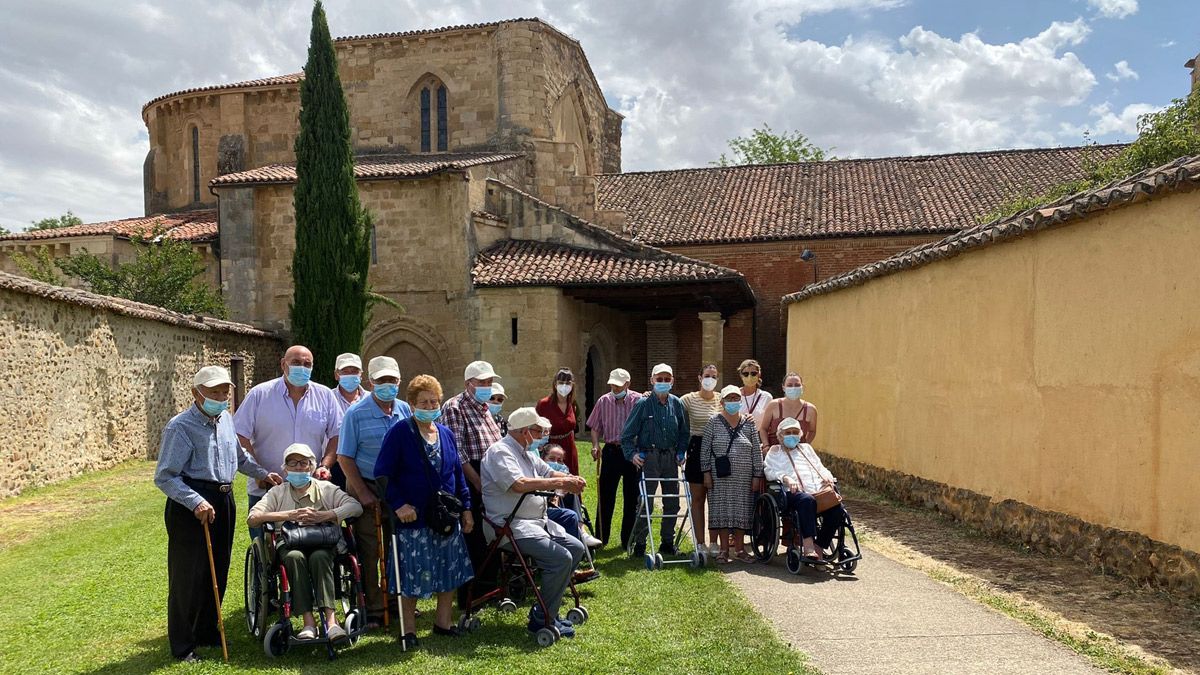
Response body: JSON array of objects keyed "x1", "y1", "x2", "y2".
[{"x1": 825, "y1": 453, "x2": 1200, "y2": 599}]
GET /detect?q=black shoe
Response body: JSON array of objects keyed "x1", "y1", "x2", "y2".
[
  {"x1": 432, "y1": 624, "x2": 463, "y2": 638},
  {"x1": 659, "y1": 542, "x2": 678, "y2": 556},
  {"x1": 633, "y1": 542, "x2": 646, "y2": 557},
  {"x1": 399, "y1": 632, "x2": 419, "y2": 649},
  {"x1": 179, "y1": 651, "x2": 201, "y2": 663}
]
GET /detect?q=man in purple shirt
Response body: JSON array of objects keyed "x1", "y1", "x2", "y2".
[
  {"x1": 234, "y1": 345, "x2": 343, "y2": 538},
  {"x1": 585, "y1": 367, "x2": 643, "y2": 548}
]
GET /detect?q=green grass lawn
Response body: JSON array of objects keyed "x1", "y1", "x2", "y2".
[{"x1": 0, "y1": 442, "x2": 814, "y2": 674}]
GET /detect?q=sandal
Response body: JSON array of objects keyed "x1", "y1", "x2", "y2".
[
  {"x1": 297, "y1": 626, "x2": 317, "y2": 640},
  {"x1": 715, "y1": 551, "x2": 731, "y2": 564},
  {"x1": 735, "y1": 550, "x2": 757, "y2": 564}
]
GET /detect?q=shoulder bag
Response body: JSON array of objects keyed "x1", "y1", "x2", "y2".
[
  {"x1": 415, "y1": 420, "x2": 464, "y2": 537},
  {"x1": 786, "y1": 447, "x2": 842, "y2": 513},
  {"x1": 712, "y1": 417, "x2": 749, "y2": 478}
]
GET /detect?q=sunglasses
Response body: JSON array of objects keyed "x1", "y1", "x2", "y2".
[
  {"x1": 740, "y1": 371, "x2": 760, "y2": 377},
  {"x1": 653, "y1": 377, "x2": 672, "y2": 383}
]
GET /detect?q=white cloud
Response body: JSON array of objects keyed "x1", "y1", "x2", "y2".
[
  {"x1": 1105, "y1": 60, "x2": 1139, "y2": 82},
  {"x1": 1161, "y1": 40, "x2": 1177, "y2": 48},
  {"x1": 1087, "y1": 0, "x2": 1138, "y2": 19},
  {"x1": 1071, "y1": 101, "x2": 1160, "y2": 136}
]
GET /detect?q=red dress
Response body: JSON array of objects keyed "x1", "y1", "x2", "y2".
[{"x1": 536, "y1": 395, "x2": 579, "y2": 475}]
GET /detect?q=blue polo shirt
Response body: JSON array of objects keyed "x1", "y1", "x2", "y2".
[{"x1": 336, "y1": 395, "x2": 412, "y2": 479}]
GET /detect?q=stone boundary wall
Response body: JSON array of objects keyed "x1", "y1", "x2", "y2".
[
  {"x1": 0, "y1": 271, "x2": 282, "y2": 498},
  {"x1": 826, "y1": 453, "x2": 1200, "y2": 599}
]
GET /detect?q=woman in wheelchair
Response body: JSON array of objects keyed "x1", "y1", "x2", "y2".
[
  {"x1": 763, "y1": 417, "x2": 845, "y2": 563},
  {"x1": 247, "y1": 443, "x2": 363, "y2": 644}
]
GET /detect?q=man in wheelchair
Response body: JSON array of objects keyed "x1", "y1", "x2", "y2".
[
  {"x1": 763, "y1": 418, "x2": 846, "y2": 563},
  {"x1": 480, "y1": 408, "x2": 588, "y2": 638},
  {"x1": 247, "y1": 443, "x2": 363, "y2": 645}
]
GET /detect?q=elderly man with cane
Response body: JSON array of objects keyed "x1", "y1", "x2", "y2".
[{"x1": 154, "y1": 365, "x2": 282, "y2": 662}]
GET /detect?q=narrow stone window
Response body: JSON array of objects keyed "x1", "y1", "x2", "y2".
[
  {"x1": 420, "y1": 88, "x2": 431, "y2": 152},
  {"x1": 191, "y1": 126, "x2": 200, "y2": 203},
  {"x1": 511, "y1": 317, "x2": 519, "y2": 345},
  {"x1": 370, "y1": 223, "x2": 378, "y2": 265},
  {"x1": 436, "y1": 86, "x2": 448, "y2": 151}
]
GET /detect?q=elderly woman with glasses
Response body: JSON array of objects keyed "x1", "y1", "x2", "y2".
[
  {"x1": 247, "y1": 443, "x2": 363, "y2": 644},
  {"x1": 536, "y1": 368, "x2": 581, "y2": 475}
]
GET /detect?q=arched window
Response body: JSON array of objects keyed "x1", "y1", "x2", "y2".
[
  {"x1": 436, "y1": 86, "x2": 448, "y2": 151},
  {"x1": 191, "y1": 126, "x2": 200, "y2": 202},
  {"x1": 420, "y1": 88, "x2": 431, "y2": 153}
]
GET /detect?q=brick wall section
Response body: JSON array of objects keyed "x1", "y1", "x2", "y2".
[
  {"x1": 669, "y1": 235, "x2": 944, "y2": 383},
  {"x1": 0, "y1": 271, "x2": 282, "y2": 498}
]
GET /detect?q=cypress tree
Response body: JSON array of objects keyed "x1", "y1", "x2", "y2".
[{"x1": 290, "y1": 0, "x2": 371, "y2": 385}]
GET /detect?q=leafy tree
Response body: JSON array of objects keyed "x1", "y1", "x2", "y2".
[
  {"x1": 715, "y1": 123, "x2": 835, "y2": 166},
  {"x1": 10, "y1": 247, "x2": 63, "y2": 285},
  {"x1": 54, "y1": 230, "x2": 227, "y2": 317},
  {"x1": 30, "y1": 211, "x2": 83, "y2": 231},
  {"x1": 0, "y1": 225, "x2": 10, "y2": 236},
  {"x1": 289, "y1": 0, "x2": 373, "y2": 385}
]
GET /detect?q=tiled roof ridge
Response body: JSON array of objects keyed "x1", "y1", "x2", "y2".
[
  {"x1": 142, "y1": 73, "x2": 303, "y2": 115},
  {"x1": 0, "y1": 209, "x2": 218, "y2": 243},
  {"x1": 782, "y1": 154, "x2": 1200, "y2": 305},
  {"x1": 482, "y1": 178, "x2": 742, "y2": 278},
  {"x1": 0, "y1": 270, "x2": 274, "y2": 338},
  {"x1": 598, "y1": 143, "x2": 1129, "y2": 178},
  {"x1": 478, "y1": 238, "x2": 743, "y2": 282},
  {"x1": 336, "y1": 17, "x2": 545, "y2": 44},
  {"x1": 210, "y1": 152, "x2": 523, "y2": 187}
]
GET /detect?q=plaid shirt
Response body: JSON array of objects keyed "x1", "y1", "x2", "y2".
[{"x1": 441, "y1": 390, "x2": 502, "y2": 464}]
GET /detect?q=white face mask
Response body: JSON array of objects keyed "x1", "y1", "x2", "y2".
[
  {"x1": 556, "y1": 383, "x2": 573, "y2": 397},
  {"x1": 700, "y1": 377, "x2": 717, "y2": 391}
]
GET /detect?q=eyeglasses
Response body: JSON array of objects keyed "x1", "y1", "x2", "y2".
[
  {"x1": 284, "y1": 459, "x2": 313, "y2": 469},
  {"x1": 740, "y1": 371, "x2": 760, "y2": 377}
]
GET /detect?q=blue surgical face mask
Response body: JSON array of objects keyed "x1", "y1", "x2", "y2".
[
  {"x1": 339, "y1": 374, "x2": 361, "y2": 392},
  {"x1": 286, "y1": 365, "x2": 312, "y2": 387},
  {"x1": 373, "y1": 383, "x2": 399, "y2": 402},
  {"x1": 614, "y1": 389, "x2": 628, "y2": 399},
  {"x1": 548, "y1": 461, "x2": 569, "y2": 474},
  {"x1": 782, "y1": 435, "x2": 802, "y2": 449},
  {"x1": 653, "y1": 382, "x2": 672, "y2": 395},
  {"x1": 723, "y1": 401, "x2": 743, "y2": 415},
  {"x1": 488, "y1": 402, "x2": 504, "y2": 416},
  {"x1": 472, "y1": 386, "x2": 493, "y2": 403},
  {"x1": 413, "y1": 408, "x2": 441, "y2": 424},
  {"x1": 286, "y1": 471, "x2": 312, "y2": 488},
  {"x1": 201, "y1": 396, "x2": 229, "y2": 417},
  {"x1": 784, "y1": 385, "x2": 804, "y2": 400},
  {"x1": 528, "y1": 435, "x2": 548, "y2": 452}
]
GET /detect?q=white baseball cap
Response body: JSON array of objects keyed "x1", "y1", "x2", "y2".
[
  {"x1": 335, "y1": 353, "x2": 362, "y2": 371},
  {"x1": 491, "y1": 382, "x2": 506, "y2": 397},
  {"x1": 778, "y1": 417, "x2": 802, "y2": 433},
  {"x1": 720, "y1": 384, "x2": 743, "y2": 399},
  {"x1": 464, "y1": 360, "x2": 501, "y2": 381},
  {"x1": 193, "y1": 365, "x2": 233, "y2": 388},
  {"x1": 607, "y1": 368, "x2": 631, "y2": 386},
  {"x1": 283, "y1": 443, "x2": 316, "y2": 462},
  {"x1": 508, "y1": 407, "x2": 551, "y2": 430},
  {"x1": 651, "y1": 363, "x2": 673, "y2": 377},
  {"x1": 368, "y1": 356, "x2": 401, "y2": 381}
]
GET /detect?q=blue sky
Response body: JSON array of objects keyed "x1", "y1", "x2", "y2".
[{"x1": 0, "y1": 0, "x2": 1196, "y2": 230}]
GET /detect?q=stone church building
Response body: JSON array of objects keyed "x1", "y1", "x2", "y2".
[{"x1": 0, "y1": 18, "x2": 1137, "y2": 410}]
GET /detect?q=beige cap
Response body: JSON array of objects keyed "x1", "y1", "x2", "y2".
[
  {"x1": 651, "y1": 363, "x2": 673, "y2": 377},
  {"x1": 464, "y1": 360, "x2": 501, "y2": 381},
  {"x1": 283, "y1": 443, "x2": 317, "y2": 461},
  {"x1": 490, "y1": 382, "x2": 506, "y2": 397},
  {"x1": 777, "y1": 417, "x2": 802, "y2": 433},
  {"x1": 193, "y1": 365, "x2": 233, "y2": 388},
  {"x1": 719, "y1": 384, "x2": 743, "y2": 399},
  {"x1": 335, "y1": 353, "x2": 362, "y2": 371},
  {"x1": 508, "y1": 406, "x2": 551, "y2": 430},
  {"x1": 368, "y1": 356, "x2": 401, "y2": 381},
  {"x1": 607, "y1": 368, "x2": 631, "y2": 386}
]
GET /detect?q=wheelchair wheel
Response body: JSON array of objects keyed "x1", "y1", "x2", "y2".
[
  {"x1": 839, "y1": 548, "x2": 858, "y2": 574},
  {"x1": 344, "y1": 610, "x2": 362, "y2": 646},
  {"x1": 751, "y1": 493, "x2": 780, "y2": 562},
  {"x1": 243, "y1": 542, "x2": 271, "y2": 638},
  {"x1": 263, "y1": 621, "x2": 290, "y2": 658},
  {"x1": 785, "y1": 548, "x2": 803, "y2": 575}
]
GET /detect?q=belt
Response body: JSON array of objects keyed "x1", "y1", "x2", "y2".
[
  {"x1": 603, "y1": 441, "x2": 622, "y2": 447},
  {"x1": 183, "y1": 477, "x2": 232, "y2": 493},
  {"x1": 549, "y1": 432, "x2": 572, "y2": 440}
]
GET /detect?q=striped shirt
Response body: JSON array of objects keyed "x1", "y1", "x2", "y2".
[
  {"x1": 441, "y1": 390, "x2": 502, "y2": 464},
  {"x1": 680, "y1": 391, "x2": 722, "y2": 438},
  {"x1": 585, "y1": 390, "x2": 643, "y2": 443}
]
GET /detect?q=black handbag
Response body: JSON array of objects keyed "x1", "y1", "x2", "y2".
[
  {"x1": 712, "y1": 418, "x2": 746, "y2": 479},
  {"x1": 276, "y1": 520, "x2": 342, "y2": 553},
  {"x1": 415, "y1": 421, "x2": 464, "y2": 537}
]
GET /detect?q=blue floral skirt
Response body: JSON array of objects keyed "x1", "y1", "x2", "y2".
[{"x1": 395, "y1": 525, "x2": 474, "y2": 599}]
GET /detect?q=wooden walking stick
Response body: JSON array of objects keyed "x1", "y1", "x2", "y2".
[
  {"x1": 374, "y1": 503, "x2": 390, "y2": 627},
  {"x1": 201, "y1": 520, "x2": 229, "y2": 662}
]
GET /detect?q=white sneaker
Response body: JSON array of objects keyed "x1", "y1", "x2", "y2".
[
  {"x1": 582, "y1": 533, "x2": 603, "y2": 548},
  {"x1": 297, "y1": 626, "x2": 317, "y2": 640},
  {"x1": 707, "y1": 543, "x2": 720, "y2": 558}
]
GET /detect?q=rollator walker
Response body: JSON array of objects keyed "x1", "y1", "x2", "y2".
[{"x1": 627, "y1": 463, "x2": 704, "y2": 570}]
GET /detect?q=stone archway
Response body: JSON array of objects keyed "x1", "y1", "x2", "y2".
[
  {"x1": 581, "y1": 320, "x2": 619, "y2": 418},
  {"x1": 363, "y1": 316, "x2": 449, "y2": 386}
]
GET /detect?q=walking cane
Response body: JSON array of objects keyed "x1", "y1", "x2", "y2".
[
  {"x1": 594, "y1": 447, "x2": 604, "y2": 546},
  {"x1": 391, "y1": 526, "x2": 406, "y2": 652},
  {"x1": 374, "y1": 504, "x2": 390, "y2": 628},
  {"x1": 201, "y1": 520, "x2": 229, "y2": 663}
]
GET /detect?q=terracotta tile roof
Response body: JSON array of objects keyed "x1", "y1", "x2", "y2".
[
  {"x1": 0, "y1": 210, "x2": 218, "y2": 243},
  {"x1": 143, "y1": 73, "x2": 303, "y2": 113},
  {"x1": 0, "y1": 270, "x2": 273, "y2": 337},
  {"x1": 783, "y1": 154, "x2": 1200, "y2": 305},
  {"x1": 211, "y1": 152, "x2": 523, "y2": 187},
  {"x1": 472, "y1": 239, "x2": 743, "y2": 287},
  {"x1": 336, "y1": 18, "x2": 543, "y2": 43},
  {"x1": 596, "y1": 144, "x2": 1127, "y2": 246}
]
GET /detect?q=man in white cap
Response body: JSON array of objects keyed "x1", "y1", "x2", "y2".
[
  {"x1": 336, "y1": 355, "x2": 412, "y2": 626},
  {"x1": 441, "y1": 360, "x2": 504, "y2": 609},
  {"x1": 234, "y1": 345, "x2": 344, "y2": 539},
  {"x1": 332, "y1": 353, "x2": 368, "y2": 413},
  {"x1": 154, "y1": 365, "x2": 283, "y2": 662},
  {"x1": 621, "y1": 363, "x2": 690, "y2": 557},
  {"x1": 481, "y1": 407, "x2": 587, "y2": 638},
  {"x1": 584, "y1": 367, "x2": 643, "y2": 548}
]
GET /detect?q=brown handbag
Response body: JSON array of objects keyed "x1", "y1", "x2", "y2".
[{"x1": 785, "y1": 446, "x2": 842, "y2": 512}]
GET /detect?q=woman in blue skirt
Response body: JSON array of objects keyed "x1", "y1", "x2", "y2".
[{"x1": 376, "y1": 374, "x2": 474, "y2": 648}]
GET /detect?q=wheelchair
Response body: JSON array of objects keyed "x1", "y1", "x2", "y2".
[
  {"x1": 460, "y1": 491, "x2": 592, "y2": 647},
  {"x1": 243, "y1": 519, "x2": 369, "y2": 660},
  {"x1": 750, "y1": 481, "x2": 862, "y2": 575}
]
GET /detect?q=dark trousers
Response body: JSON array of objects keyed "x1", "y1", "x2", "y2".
[
  {"x1": 459, "y1": 459, "x2": 499, "y2": 610},
  {"x1": 165, "y1": 489, "x2": 234, "y2": 659},
  {"x1": 784, "y1": 492, "x2": 846, "y2": 549},
  {"x1": 596, "y1": 443, "x2": 639, "y2": 548}
]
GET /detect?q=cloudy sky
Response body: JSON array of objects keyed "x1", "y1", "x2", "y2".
[{"x1": 0, "y1": 0, "x2": 1196, "y2": 231}]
